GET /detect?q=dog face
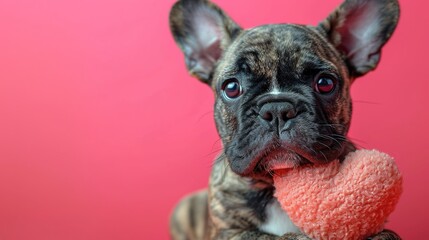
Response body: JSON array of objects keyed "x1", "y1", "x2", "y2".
[
  {"x1": 170, "y1": 0, "x2": 399, "y2": 177},
  {"x1": 213, "y1": 25, "x2": 354, "y2": 176}
]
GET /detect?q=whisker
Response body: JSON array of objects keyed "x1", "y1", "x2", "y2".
[
  {"x1": 195, "y1": 111, "x2": 214, "y2": 124},
  {"x1": 323, "y1": 133, "x2": 369, "y2": 151},
  {"x1": 344, "y1": 138, "x2": 366, "y2": 150},
  {"x1": 345, "y1": 136, "x2": 368, "y2": 145},
  {"x1": 316, "y1": 140, "x2": 332, "y2": 151},
  {"x1": 210, "y1": 150, "x2": 225, "y2": 164},
  {"x1": 302, "y1": 145, "x2": 319, "y2": 160},
  {"x1": 316, "y1": 123, "x2": 347, "y2": 129},
  {"x1": 204, "y1": 148, "x2": 224, "y2": 158},
  {"x1": 353, "y1": 100, "x2": 380, "y2": 105},
  {"x1": 319, "y1": 134, "x2": 343, "y2": 149},
  {"x1": 319, "y1": 150, "x2": 328, "y2": 162},
  {"x1": 211, "y1": 138, "x2": 223, "y2": 151}
]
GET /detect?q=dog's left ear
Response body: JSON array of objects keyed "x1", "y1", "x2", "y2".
[
  {"x1": 318, "y1": 0, "x2": 400, "y2": 77},
  {"x1": 169, "y1": 0, "x2": 242, "y2": 85}
]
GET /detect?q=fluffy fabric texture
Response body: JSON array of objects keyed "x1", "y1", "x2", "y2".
[{"x1": 273, "y1": 149, "x2": 402, "y2": 240}]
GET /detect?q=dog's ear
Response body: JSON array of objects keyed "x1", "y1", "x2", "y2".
[
  {"x1": 169, "y1": 0, "x2": 241, "y2": 85},
  {"x1": 318, "y1": 0, "x2": 399, "y2": 77}
]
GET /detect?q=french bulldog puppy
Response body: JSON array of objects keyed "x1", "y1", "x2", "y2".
[{"x1": 169, "y1": 0, "x2": 400, "y2": 239}]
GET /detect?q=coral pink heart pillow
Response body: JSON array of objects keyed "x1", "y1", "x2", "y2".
[{"x1": 273, "y1": 149, "x2": 402, "y2": 240}]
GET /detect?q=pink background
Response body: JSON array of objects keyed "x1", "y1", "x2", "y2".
[{"x1": 0, "y1": 0, "x2": 428, "y2": 239}]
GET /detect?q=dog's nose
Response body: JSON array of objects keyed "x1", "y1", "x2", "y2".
[{"x1": 259, "y1": 102, "x2": 297, "y2": 126}]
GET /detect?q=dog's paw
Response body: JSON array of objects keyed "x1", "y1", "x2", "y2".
[
  {"x1": 368, "y1": 229, "x2": 401, "y2": 240},
  {"x1": 280, "y1": 233, "x2": 311, "y2": 240}
]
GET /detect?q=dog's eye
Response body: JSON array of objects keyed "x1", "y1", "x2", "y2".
[
  {"x1": 222, "y1": 79, "x2": 243, "y2": 99},
  {"x1": 315, "y1": 76, "x2": 336, "y2": 94}
]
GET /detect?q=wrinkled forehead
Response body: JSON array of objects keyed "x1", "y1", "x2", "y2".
[{"x1": 216, "y1": 24, "x2": 347, "y2": 81}]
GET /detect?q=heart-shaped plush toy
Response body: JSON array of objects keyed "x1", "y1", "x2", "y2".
[{"x1": 273, "y1": 149, "x2": 402, "y2": 240}]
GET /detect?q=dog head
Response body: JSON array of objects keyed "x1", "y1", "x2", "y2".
[{"x1": 169, "y1": 0, "x2": 399, "y2": 178}]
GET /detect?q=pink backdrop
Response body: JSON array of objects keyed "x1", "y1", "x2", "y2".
[{"x1": 0, "y1": 0, "x2": 428, "y2": 239}]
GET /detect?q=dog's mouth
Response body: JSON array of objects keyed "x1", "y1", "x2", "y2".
[
  {"x1": 248, "y1": 138, "x2": 350, "y2": 180},
  {"x1": 256, "y1": 148, "x2": 307, "y2": 171},
  {"x1": 243, "y1": 146, "x2": 310, "y2": 185}
]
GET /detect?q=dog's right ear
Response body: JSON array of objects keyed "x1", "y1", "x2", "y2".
[
  {"x1": 317, "y1": 0, "x2": 400, "y2": 78},
  {"x1": 169, "y1": 0, "x2": 242, "y2": 85}
]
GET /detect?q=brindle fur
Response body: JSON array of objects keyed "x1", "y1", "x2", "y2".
[{"x1": 169, "y1": 0, "x2": 401, "y2": 239}]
